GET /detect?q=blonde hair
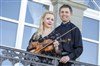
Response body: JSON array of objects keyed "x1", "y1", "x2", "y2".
[{"x1": 37, "y1": 11, "x2": 54, "y2": 36}]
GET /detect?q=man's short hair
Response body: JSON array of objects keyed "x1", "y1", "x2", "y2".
[{"x1": 59, "y1": 4, "x2": 73, "y2": 13}]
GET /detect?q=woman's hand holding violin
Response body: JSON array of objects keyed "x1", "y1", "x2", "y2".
[
  {"x1": 53, "y1": 40, "x2": 60, "y2": 54},
  {"x1": 53, "y1": 40, "x2": 59, "y2": 48}
]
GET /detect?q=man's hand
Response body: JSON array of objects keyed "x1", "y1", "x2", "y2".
[{"x1": 60, "y1": 56, "x2": 70, "y2": 63}]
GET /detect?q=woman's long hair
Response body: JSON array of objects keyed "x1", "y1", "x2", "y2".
[
  {"x1": 37, "y1": 11, "x2": 54, "y2": 36},
  {"x1": 33, "y1": 11, "x2": 54, "y2": 39}
]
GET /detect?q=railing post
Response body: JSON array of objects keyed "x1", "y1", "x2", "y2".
[{"x1": 54, "y1": 59, "x2": 58, "y2": 66}]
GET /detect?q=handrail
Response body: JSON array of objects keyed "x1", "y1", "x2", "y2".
[{"x1": 0, "y1": 45, "x2": 99, "y2": 66}]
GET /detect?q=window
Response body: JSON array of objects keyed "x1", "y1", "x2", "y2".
[
  {"x1": 25, "y1": 1, "x2": 49, "y2": 26},
  {"x1": 82, "y1": 17, "x2": 99, "y2": 41},
  {"x1": 80, "y1": 40, "x2": 98, "y2": 65},
  {"x1": 0, "y1": 20, "x2": 18, "y2": 47},
  {"x1": 81, "y1": 12, "x2": 99, "y2": 65},
  {"x1": 0, "y1": 0, "x2": 21, "y2": 20}
]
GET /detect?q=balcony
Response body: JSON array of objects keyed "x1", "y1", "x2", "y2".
[{"x1": 0, "y1": 45, "x2": 98, "y2": 66}]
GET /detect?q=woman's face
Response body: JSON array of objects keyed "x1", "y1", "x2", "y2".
[{"x1": 43, "y1": 14, "x2": 54, "y2": 28}]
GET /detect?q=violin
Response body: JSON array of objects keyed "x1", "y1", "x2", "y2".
[
  {"x1": 31, "y1": 39, "x2": 53, "y2": 53},
  {"x1": 30, "y1": 39, "x2": 68, "y2": 54}
]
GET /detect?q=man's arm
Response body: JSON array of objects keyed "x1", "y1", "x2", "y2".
[{"x1": 68, "y1": 28, "x2": 83, "y2": 60}]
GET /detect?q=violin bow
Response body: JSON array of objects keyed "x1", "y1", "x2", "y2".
[{"x1": 35, "y1": 27, "x2": 77, "y2": 53}]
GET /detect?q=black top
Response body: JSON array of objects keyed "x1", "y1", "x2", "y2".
[{"x1": 47, "y1": 21, "x2": 83, "y2": 60}]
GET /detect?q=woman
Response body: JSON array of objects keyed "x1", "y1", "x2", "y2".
[
  {"x1": 27, "y1": 11, "x2": 59, "y2": 65},
  {"x1": 27, "y1": 11, "x2": 55, "y2": 53}
]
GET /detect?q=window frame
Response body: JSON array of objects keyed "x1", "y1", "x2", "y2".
[{"x1": 83, "y1": 8, "x2": 100, "y2": 65}]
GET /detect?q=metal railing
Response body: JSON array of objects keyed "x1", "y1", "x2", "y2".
[{"x1": 0, "y1": 45, "x2": 98, "y2": 66}]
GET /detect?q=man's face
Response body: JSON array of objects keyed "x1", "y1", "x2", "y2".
[{"x1": 59, "y1": 8, "x2": 72, "y2": 22}]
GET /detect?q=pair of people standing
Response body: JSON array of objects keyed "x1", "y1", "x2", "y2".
[{"x1": 27, "y1": 4, "x2": 83, "y2": 66}]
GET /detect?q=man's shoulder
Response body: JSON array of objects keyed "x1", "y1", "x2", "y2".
[
  {"x1": 70, "y1": 22, "x2": 79, "y2": 29},
  {"x1": 69, "y1": 22, "x2": 81, "y2": 32},
  {"x1": 70, "y1": 22, "x2": 76, "y2": 27}
]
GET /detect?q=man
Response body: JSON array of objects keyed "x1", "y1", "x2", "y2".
[{"x1": 50, "y1": 4, "x2": 83, "y2": 66}]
